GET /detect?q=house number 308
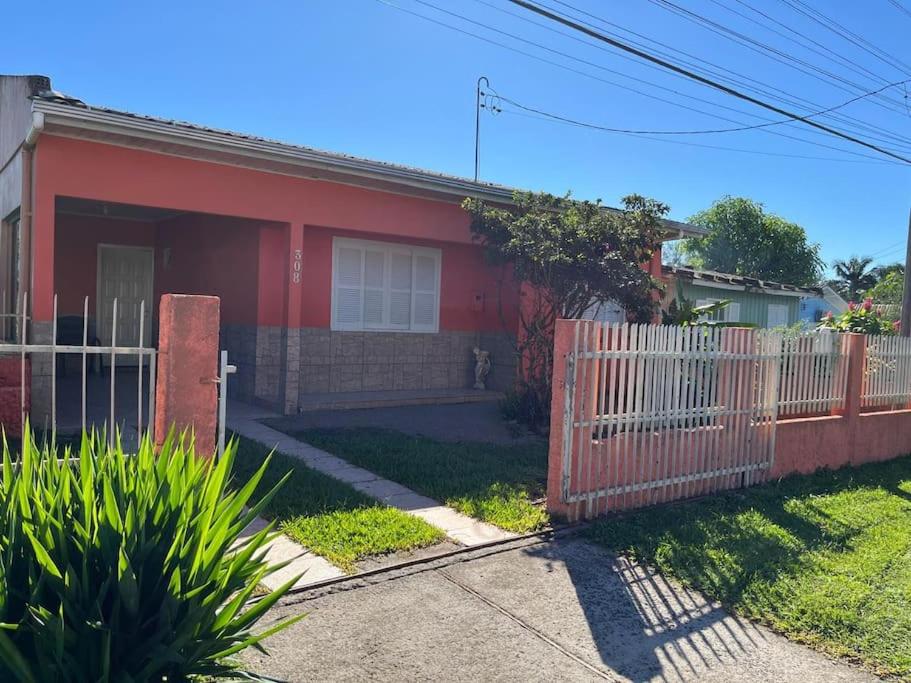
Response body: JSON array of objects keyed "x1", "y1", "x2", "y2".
[{"x1": 291, "y1": 249, "x2": 303, "y2": 284}]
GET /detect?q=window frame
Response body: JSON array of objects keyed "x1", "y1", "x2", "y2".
[
  {"x1": 330, "y1": 236, "x2": 442, "y2": 334},
  {"x1": 695, "y1": 297, "x2": 740, "y2": 323},
  {"x1": 0, "y1": 212, "x2": 20, "y2": 342},
  {"x1": 767, "y1": 302, "x2": 790, "y2": 328}
]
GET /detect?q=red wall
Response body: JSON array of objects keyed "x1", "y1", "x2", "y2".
[
  {"x1": 53, "y1": 212, "x2": 275, "y2": 326},
  {"x1": 299, "y1": 226, "x2": 518, "y2": 331},
  {"x1": 54, "y1": 213, "x2": 156, "y2": 316},
  {"x1": 36, "y1": 135, "x2": 521, "y2": 334},
  {"x1": 156, "y1": 214, "x2": 269, "y2": 326}
]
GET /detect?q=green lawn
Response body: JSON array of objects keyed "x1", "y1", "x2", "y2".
[
  {"x1": 587, "y1": 456, "x2": 911, "y2": 678},
  {"x1": 231, "y1": 436, "x2": 444, "y2": 572},
  {"x1": 288, "y1": 428, "x2": 549, "y2": 533}
]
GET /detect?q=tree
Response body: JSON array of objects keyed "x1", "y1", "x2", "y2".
[
  {"x1": 866, "y1": 270, "x2": 904, "y2": 306},
  {"x1": 833, "y1": 256, "x2": 877, "y2": 303},
  {"x1": 871, "y1": 261, "x2": 904, "y2": 282},
  {"x1": 677, "y1": 196, "x2": 823, "y2": 286},
  {"x1": 463, "y1": 192, "x2": 666, "y2": 429}
]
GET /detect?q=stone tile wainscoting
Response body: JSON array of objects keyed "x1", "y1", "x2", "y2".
[
  {"x1": 221, "y1": 326, "x2": 516, "y2": 414},
  {"x1": 298, "y1": 328, "x2": 516, "y2": 399}
]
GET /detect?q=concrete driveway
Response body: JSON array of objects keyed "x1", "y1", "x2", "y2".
[{"x1": 241, "y1": 536, "x2": 874, "y2": 682}]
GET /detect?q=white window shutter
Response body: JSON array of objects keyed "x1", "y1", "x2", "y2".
[
  {"x1": 332, "y1": 238, "x2": 440, "y2": 333},
  {"x1": 412, "y1": 253, "x2": 439, "y2": 331},
  {"x1": 725, "y1": 302, "x2": 741, "y2": 322},
  {"x1": 389, "y1": 251, "x2": 413, "y2": 328},
  {"x1": 334, "y1": 246, "x2": 363, "y2": 328},
  {"x1": 363, "y1": 249, "x2": 386, "y2": 327}
]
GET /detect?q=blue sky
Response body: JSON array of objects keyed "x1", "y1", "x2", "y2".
[{"x1": 6, "y1": 0, "x2": 911, "y2": 275}]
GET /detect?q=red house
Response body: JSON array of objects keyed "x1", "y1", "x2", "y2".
[{"x1": 0, "y1": 75, "x2": 700, "y2": 418}]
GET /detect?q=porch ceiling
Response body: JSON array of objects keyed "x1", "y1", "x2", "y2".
[{"x1": 56, "y1": 196, "x2": 186, "y2": 222}]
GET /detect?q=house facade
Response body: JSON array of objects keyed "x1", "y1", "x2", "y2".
[
  {"x1": 0, "y1": 75, "x2": 699, "y2": 417},
  {"x1": 663, "y1": 265, "x2": 821, "y2": 328},
  {"x1": 799, "y1": 285, "x2": 849, "y2": 323}
]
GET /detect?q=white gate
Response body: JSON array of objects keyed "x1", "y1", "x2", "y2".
[{"x1": 560, "y1": 322, "x2": 781, "y2": 516}]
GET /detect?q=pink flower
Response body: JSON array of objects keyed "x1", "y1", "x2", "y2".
[
  {"x1": 863, "y1": 297, "x2": 873, "y2": 311},
  {"x1": 894, "y1": 320, "x2": 901, "y2": 332},
  {"x1": 848, "y1": 301, "x2": 856, "y2": 311},
  {"x1": 824, "y1": 311, "x2": 834, "y2": 320}
]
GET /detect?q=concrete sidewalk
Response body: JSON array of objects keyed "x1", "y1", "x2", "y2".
[{"x1": 241, "y1": 536, "x2": 873, "y2": 682}]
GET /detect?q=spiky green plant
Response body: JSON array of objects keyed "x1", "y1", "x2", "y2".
[{"x1": 0, "y1": 427, "x2": 302, "y2": 682}]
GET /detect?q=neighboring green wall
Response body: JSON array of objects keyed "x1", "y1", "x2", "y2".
[{"x1": 678, "y1": 282, "x2": 800, "y2": 328}]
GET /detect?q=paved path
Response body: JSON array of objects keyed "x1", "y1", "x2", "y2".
[
  {"x1": 265, "y1": 400, "x2": 543, "y2": 445},
  {"x1": 241, "y1": 536, "x2": 875, "y2": 683},
  {"x1": 228, "y1": 401, "x2": 514, "y2": 588}
]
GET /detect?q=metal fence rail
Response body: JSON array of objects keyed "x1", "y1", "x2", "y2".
[
  {"x1": 862, "y1": 335, "x2": 911, "y2": 409},
  {"x1": 561, "y1": 322, "x2": 780, "y2": 516},
  {"x1": 0, "y1": 293, "x2": 156, "y2": 445},
  {"x1": 777, "y1": 330, "x2": 849, "y2": 417}
]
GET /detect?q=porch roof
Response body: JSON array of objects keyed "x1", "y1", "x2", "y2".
[
  {"x1": 663, "y1": 264, "x2": 823, "y2": 297},
  {"x1": 30, "y1": 91, "x2": 705, "y2": 240}
]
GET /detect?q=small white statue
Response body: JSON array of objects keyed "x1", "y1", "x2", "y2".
[{"x1": 473, "y1": 347, "x2": 491, "y2": 390}]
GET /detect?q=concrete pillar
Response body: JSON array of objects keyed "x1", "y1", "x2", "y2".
[
  {"x1": 547, "y1": 319, "x2": 576, "y2": 521},
  {"x1": 154, "y1": 294, "x2": 220, "y2": 456},
  {"x1": 28, "y1": 184, "x2": 54, "y2": 422},
  {"x1": 842, "y1": 332, "x2": 865, "y2": 465},
  {"x1": 546, "y1": 319, "x2": 600, "y2": 521},
  {"x1": 282, "y1": 223, "x2": 304, "y2": 415}
]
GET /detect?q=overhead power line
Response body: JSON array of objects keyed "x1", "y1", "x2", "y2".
[
  {"x1": 502, "y1": 108, "x2": 895, "y2": 164},
  {"x1": 646, "y1": 0, "x2": 911, "y2": 116},
  {"x1": 778, "y1": 0, "x2": 911, "y2": 76},
  {"x1": 540, "y1": 0, "x2": 911, "y2": 149},
  {"x1": 506, "y1": 0, "x2": 911, "y2": 164},
  {"x1": 887, "y1": 0, "x2": 911, "y2": 20},
  {"x1": 376, "y1": 0, "x2": 906, "y2": 162},
  {"x1": 492, "y1": 80, "x2": 911, "y2": 135}
]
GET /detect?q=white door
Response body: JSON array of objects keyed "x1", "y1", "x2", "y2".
[{"x1": 97, "y1": 245, "x2": 154, "y2": 349}]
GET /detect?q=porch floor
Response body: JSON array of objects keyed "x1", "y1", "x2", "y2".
[
  {"x1": 55, "y1": 369, "x2": 150, "y2": 447},
  {"x1": 296, "y1": 388, "x2": 503, "y2": 413}
]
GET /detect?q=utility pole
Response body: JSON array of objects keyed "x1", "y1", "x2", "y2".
[
  {"x1": 474, "y1": 76, "x2": 489, "y2": 183},
  {"x1": 901, "y1": 208, "x2": 911, "y2": 335}
]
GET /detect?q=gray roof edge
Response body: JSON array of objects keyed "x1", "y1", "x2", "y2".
[
  {"x1": 663, "y1": 264, "x2": 822, "y2": 296},
  {"x1": 32, "y1": 97, "x2": 706, "y2": 238}
]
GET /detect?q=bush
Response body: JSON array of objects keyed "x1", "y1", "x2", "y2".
[
  {"x1": 0, "y1": 429, "x2": 301, "y2": 682},
  {"x1": 500, "y1": 383, "x2": 551, "y2": 433},
  {"x1": 818, "y1": 297, "x2": 897, "y2": 335}
]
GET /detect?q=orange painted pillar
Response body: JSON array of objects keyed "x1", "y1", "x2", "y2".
[
  {"x1": 547, "y1": 319, "x2": 577, "y2": 521},
  {"x1": 154, "y1": 294, "x2": 220, "y2": 456},
  {"x1": 282, "y1": 223, "x2": 305, "y2": 415},
  {"x1": 842, "y1": 333, "x2": 865, "y2": 465}
]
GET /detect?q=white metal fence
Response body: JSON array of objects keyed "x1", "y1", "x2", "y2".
[
  {"x1": 862, "y1": 335, "x2": 911, "y2": 409},
  {"x1": 561, "y1": 322, "x2": 780, "y2": 515},
  {"x1": 0, "y1": 293, "x2": 234, "y2": 455},
  {"x1": 776, "y1": 330, "x2": 849, "y2": 417},
  {"x1": 558, "y1": 322, "x2": 911, "y2": 516},
  {"x1": 0, "y1": 293, "x2": 157, "y2": 444}
]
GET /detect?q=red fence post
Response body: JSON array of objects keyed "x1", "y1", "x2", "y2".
[
  {"x1": 842, "y1": 332, "x2": 865, "y2": 464},
  {"x1": 547, "y1": 319, "x2": 577, "y2": 521},
  {"x1": 154, "y1": 294, "x2": 220, "y2": 456}
]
